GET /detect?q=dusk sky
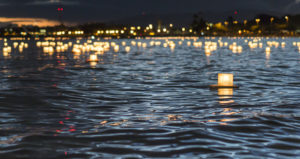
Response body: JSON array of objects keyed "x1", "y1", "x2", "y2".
[{"x1": 0, "y1": 0, "x2": 300, "y2": 26}]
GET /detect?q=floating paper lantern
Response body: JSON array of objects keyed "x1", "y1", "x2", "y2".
[
  {"x1": 13, "y1": 42, "x2": 18, "y2": 48},
  {"x1": 131, "y1": 41, "x2": 136, "y2": 46},
  {"x1": 210, "y1": 73, "x2": 238, "y2": 89},
  {"x1": 218, "y1": 74, "x2": 233, "y2": 87},
  {"x1": 87, "y1": 54, "x2": 99, "y2": 62},
  {"x1": 114, "y1": 45, "x2": 119, "y2": 52},
  {"x1": 187, "y1": 41, "x2": 191, "y2": 46},
  {"x1": 137, "y1": 42, "x2": 142, "y2": 47},
  {"x1": 125, "y1": 46, "x2": 131, "y2": 52},
  {"x1": 237, "y1": 46, "x2": 243, "y2": 53},
  {"x1": 142, "y1": 43, "x2": 147, "y2": 48}
]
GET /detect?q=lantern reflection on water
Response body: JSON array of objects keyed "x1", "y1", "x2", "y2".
[
  {"x1": 218, "y1": 88, "x2": 233, "y2": 96},
  {"x1": 89, "y1": 61, "x2": 97, "y2": 68},
  {"x1": 218, "y1": 88, "x2": 235, "y2": 104},
  {"x1": 266, "y1": 51, "x2": 271, "y2": 60}
]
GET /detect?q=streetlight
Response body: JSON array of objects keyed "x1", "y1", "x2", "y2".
[
  {"x1": 270, "y1": 17, "x2": 275, "y2": 34},
  {"x1": 255, "y1": 19, "x2": 261, "y2": 34},
  {"x1": 255, "y1": 19, "x2": 260, "y2": 25},
  {"x1": 285, "y1": 16, "x2": 289, "y2": 23},
  {"x1": 270, "y1": 17, "x2": 274, "y2": 24}
]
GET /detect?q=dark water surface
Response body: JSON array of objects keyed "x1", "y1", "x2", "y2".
[{"x1": 0, "y1": 37, "x2": 300, "y2": 158}]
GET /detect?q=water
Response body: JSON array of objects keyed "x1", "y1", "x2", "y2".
[{"x1": 0, "y1": 37, "x2": 300, "y2": 158}]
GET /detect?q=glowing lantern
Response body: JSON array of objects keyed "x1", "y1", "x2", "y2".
[
  {"x1": 237, "y1": 46, "x2": 243, "y2": 53},
  {"x1": 19, "y1": 46, "x2": 23, "y2": 53},
  {"x1": 205, "y1": 51, "x2": 211, "y2": 57},
  {"x1": 125, "y1": 46, "x2": 131, "y2": 52},
  {"x1": 211, "y1": 73, "x2": 237, "y2": 88},
  {"x1": 266, "y1": 51, "x2": 270, "y2": 59},
  {"x1": 187, "y1": 41, "x2": 191, "y2": 46},
  {"x1": 137, "y1": 42, "x2": 142, "y2": 47},
  {"x1": 13, "y1": 42, "x2": 18, "y2": 48},
  {"x1": 87, "y1": 54, "x2": 99, "y2": 62},
  {"x1": 114, "y1": 45, "x2": 119, "y2": 52},
  {"x1": 218, "y1": 73, "x2": 234, "y2": 87},
  {"x1": 218, "y1": 88, "x2": 234, "y2": 104},
  {"x1": 142, "y1": 43, "x2": 147, "y2": 48}
]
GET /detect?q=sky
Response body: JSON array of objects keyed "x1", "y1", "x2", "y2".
[{"x1": 0, "y1": 0, "x2": 299, "y2": 27}]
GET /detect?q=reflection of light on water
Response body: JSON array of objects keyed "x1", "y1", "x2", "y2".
[
  {"x1": 266, "y1": 51, "x2": 271, "y2": 59},
  {"x1": 265, "y1": 51, "x2": 271, "y2": 67},
  {"x1": 218, "y1": 88, "x2": 233, "y2": 96},
  {"x1": 218, "y1": 88, "x2": 235, "y2": 105},
  {"x1": 219, "y1": 108, "x2": 240, "y2": 125},
  {"x1": 219, "y1": 100, "x2": 235, "y2": 105},
  {"x1": 205, "y1": 52, "x2": 211, "y2": 57},
  {"x1": 167, "y1": 114, "x2": 182, "y2": 121},
  {"x1": 73, "y1": 55, "x2": 80, "y2": 60},
  {"x1": 206, "y1": 55, "x2": 210, "y2": 65},
  {"x1": 206, "y1": 108, "x2": 240, "y2": 125},
  {"x1": 220, "y1": 108, "x2": 239, "y2": 115},
  {"x1": 89, "y1": 62, "x2": 97, "y2": 68}
]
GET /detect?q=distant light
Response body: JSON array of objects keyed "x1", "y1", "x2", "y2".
[{"x1": 234, "y1": 11, "x2": 238, "y2": 15}]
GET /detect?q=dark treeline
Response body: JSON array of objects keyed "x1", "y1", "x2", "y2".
[{"x1": 1, "y1": 13, "x2": 300, "y2": 37}]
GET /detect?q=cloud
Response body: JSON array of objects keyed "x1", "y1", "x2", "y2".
[
  {"x1": 284, "y1": 0, "x2": 300, "y2": 12},
  {"x1": 0, "y1": 2, "x2": 9, "y2": 6},
  {"x1": 0, "y1": 17, "x2": 60, "y2": 27},
  {"x1": 27, "y1": 0, "x2": 80, "y2": 5}
]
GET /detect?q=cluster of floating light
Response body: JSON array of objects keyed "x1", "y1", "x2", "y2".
[
  {"x1": 229, "y1": 42, "x2": 243, "y2": 53},
  {"x1": 1, "y1": 38, "x2": 30, "y2": 57},
  {"x1": 2, "y1": 36, "x2": 298, "y2": 69}
]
